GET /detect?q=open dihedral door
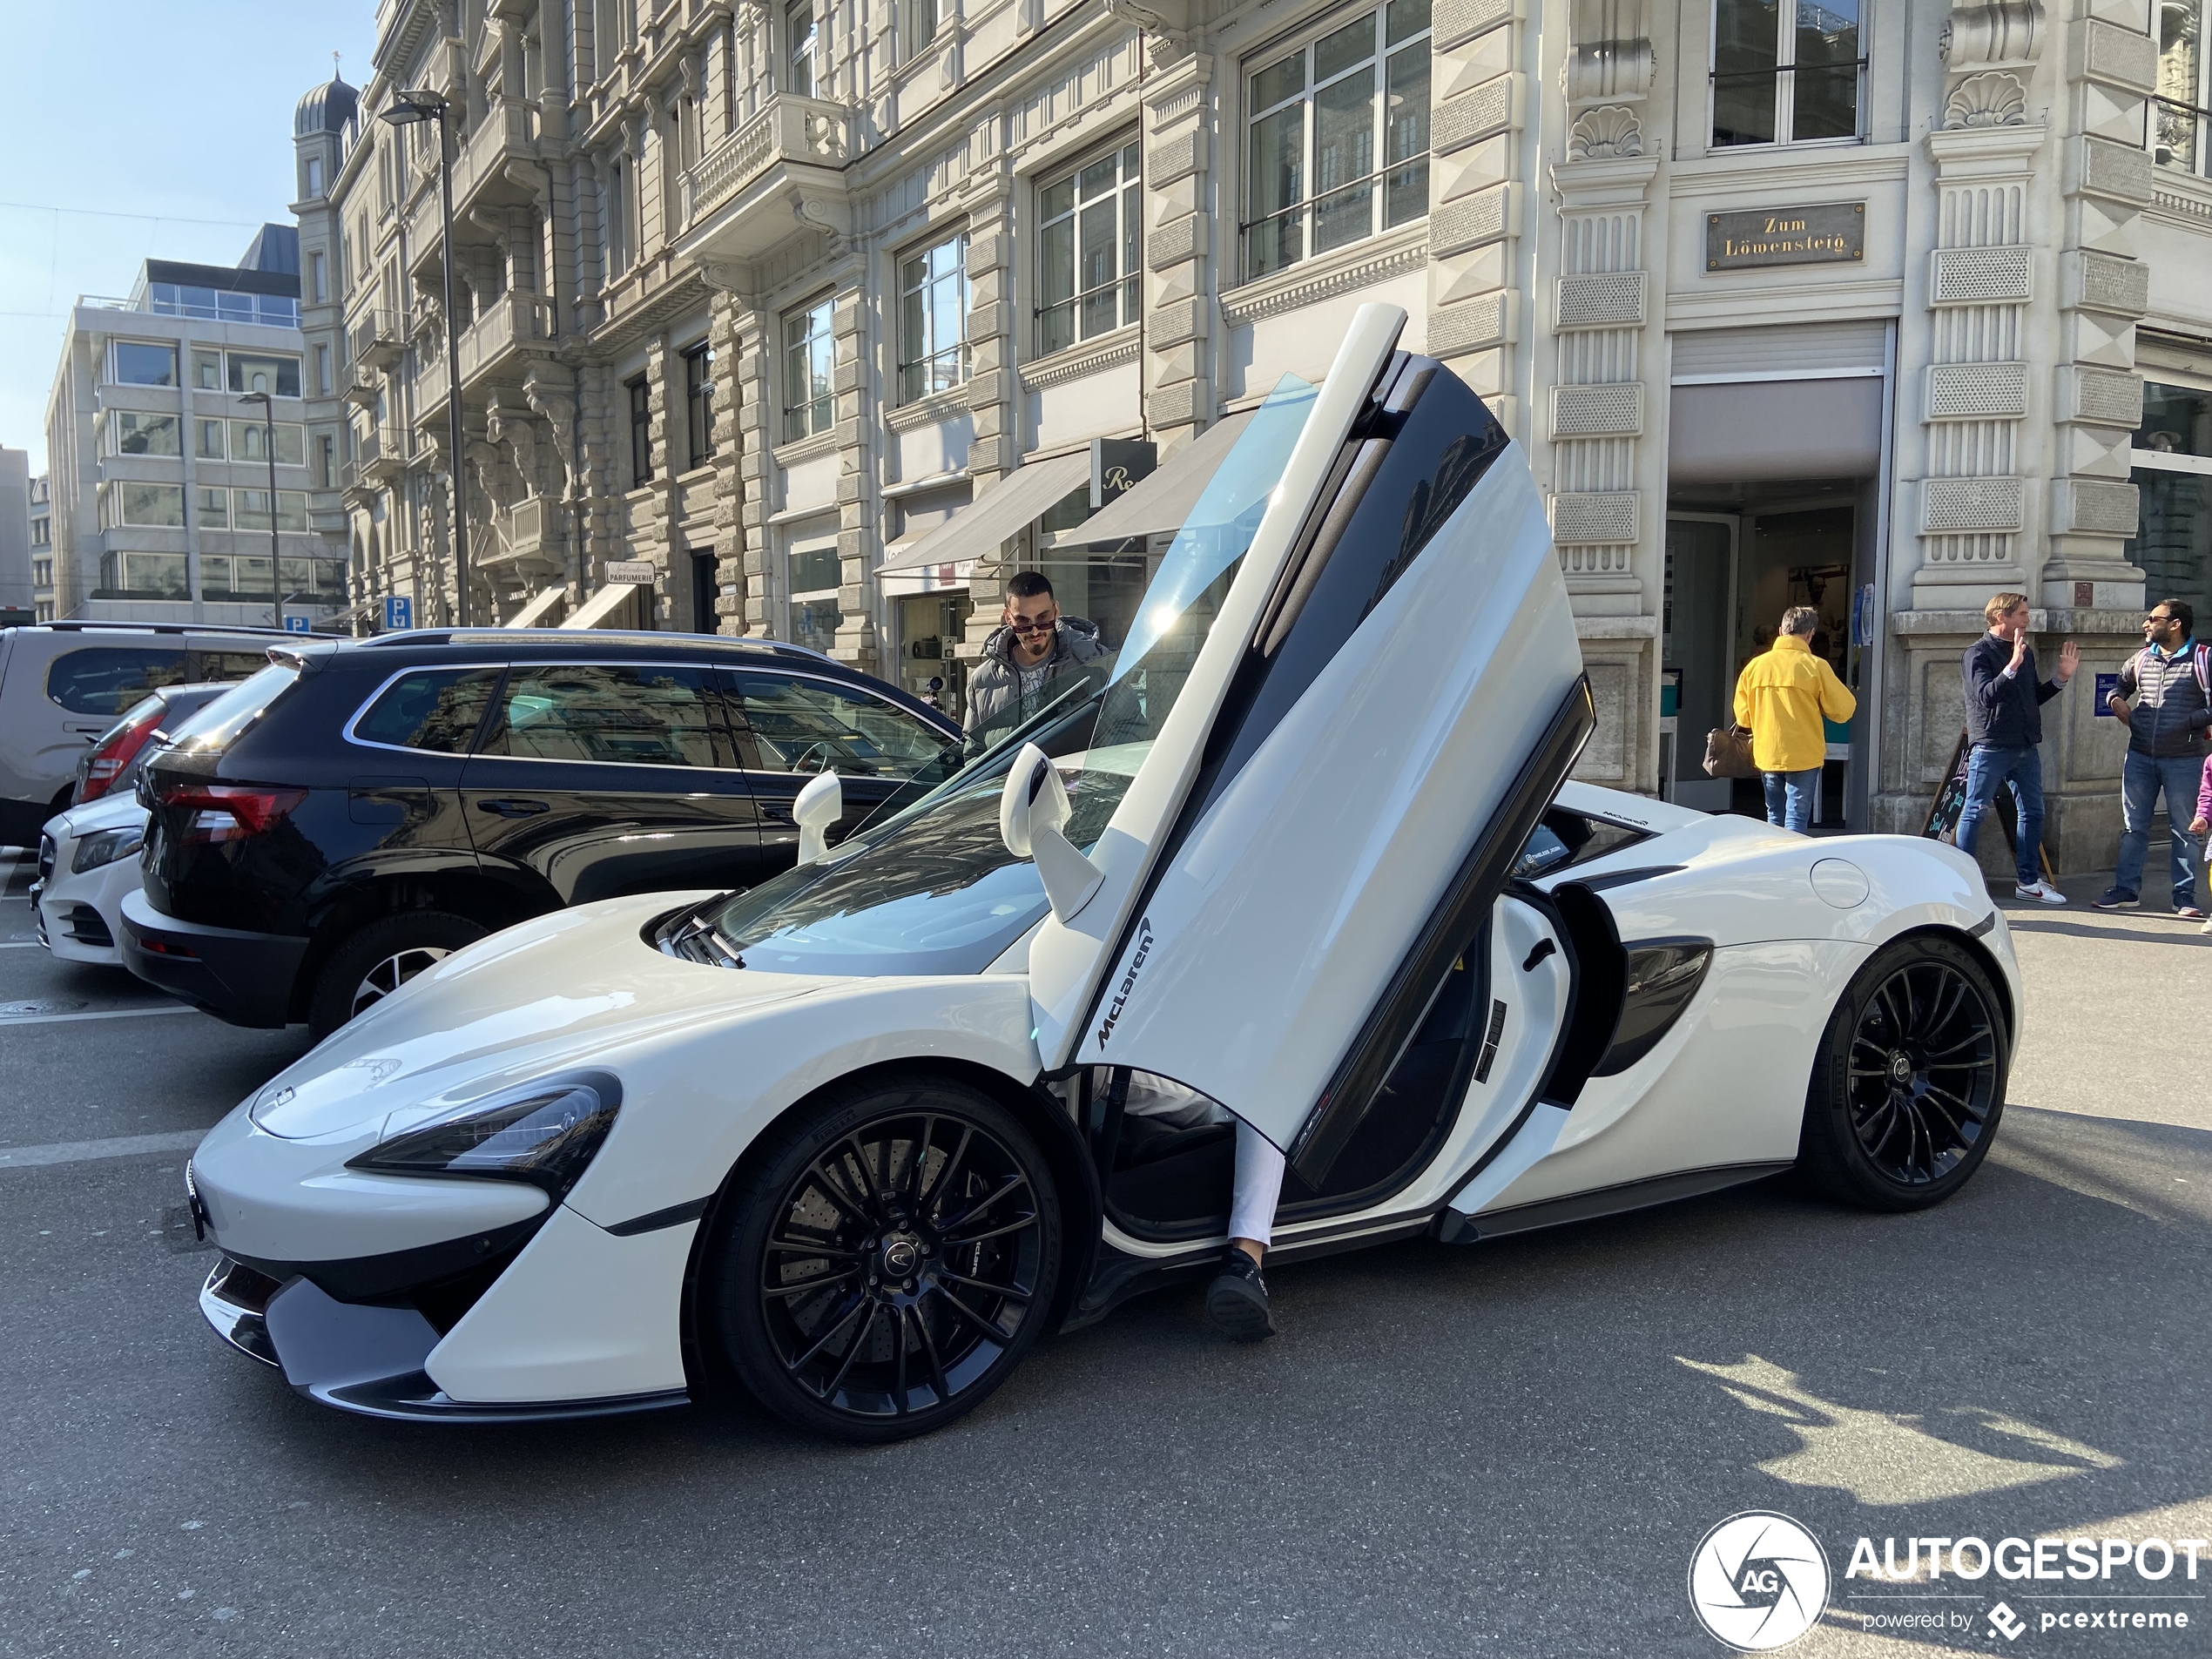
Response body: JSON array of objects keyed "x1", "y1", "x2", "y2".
[{"x1": 1026, "y1": 302, "x2": 1591, "y2": 1189}]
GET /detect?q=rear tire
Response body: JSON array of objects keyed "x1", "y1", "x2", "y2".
[
  {"x1": 703, "y1": 1076, "x2": 1061, "y2": 1443},
  {"x1": 307, "y1": 911, "x2": 487, "y2": 1038},
  {"x1": 1798, "y1": 934, "x2": 2007, "y2": 1211}
]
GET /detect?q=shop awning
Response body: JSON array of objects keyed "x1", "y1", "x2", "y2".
[
  {"x1": 506, "y1": 585, "x2": 567, "y2": 627},
  {"x1": 559, "y1": 583, "x2": 639, "y2": 630},
  {"x1": 876, "y1": 450, "x2": 1089, "y2": 576},
  {"x1": 1074, "y1": 411, "x2": 1254, "y2": 545}
]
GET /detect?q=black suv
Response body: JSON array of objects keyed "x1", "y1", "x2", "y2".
[{"x1": 122, "y1": 631, "x2": 960, "y2": 1035}]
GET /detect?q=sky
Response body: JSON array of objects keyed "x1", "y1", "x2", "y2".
[{"x1": 0, "y1": 3, "x2": 379, "y2": 475}]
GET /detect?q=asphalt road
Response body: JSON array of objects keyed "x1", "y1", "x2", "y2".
[{"x1": 2, "y1": 846, "x2": 2206, "y2": 1659}]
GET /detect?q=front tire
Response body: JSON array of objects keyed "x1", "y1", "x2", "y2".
[
  {"x1": 307, "y1": 911, "x2": 487, "y2": 1038},
  {"x1": 704, "y1": 1077, "x2": 1061, "y2": 1443},
  {"x1": 1798, "y1": 934, "x2": 2007, "y2": 1211}
]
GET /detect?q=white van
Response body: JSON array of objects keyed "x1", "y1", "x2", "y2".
[{"x1": 0, "y1": 623, "x2": 285, "y2": 847}]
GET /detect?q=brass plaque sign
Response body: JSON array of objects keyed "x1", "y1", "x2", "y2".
[{"x1": 1705, "y1": 202, "x2": 1865, "y2": 272}]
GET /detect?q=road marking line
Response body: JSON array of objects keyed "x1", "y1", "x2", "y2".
[
  {"x1": 0, "y1": 1129, "x2": 206, "y2": 1168},
  {"x1": 0, "y1": 1004, "x2": 199, "y2": 1028}
]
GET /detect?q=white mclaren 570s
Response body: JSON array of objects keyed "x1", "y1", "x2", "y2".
[{"x1": 188, "y1": 304, "x2": 2020, "y2": 1440}]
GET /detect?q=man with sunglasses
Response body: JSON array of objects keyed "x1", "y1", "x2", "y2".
[
  {"x1": 2099, "y1": 598, "x2": 2211, "y2": 918},
  {"x1": 963, "y1": 571, "x2": 1105, "y2": 734}
]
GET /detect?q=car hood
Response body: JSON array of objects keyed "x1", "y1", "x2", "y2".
[
  {"x1": 46, "y1": 793, "x2": 147, "y2": 841},
  {"x1": 247, "y1": 892, "x2": 827, "y2": 1141}
]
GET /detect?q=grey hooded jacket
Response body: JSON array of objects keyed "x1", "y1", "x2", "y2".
[{"x1": 962, "y1": 616, "x2": 1105, "y2": 732}]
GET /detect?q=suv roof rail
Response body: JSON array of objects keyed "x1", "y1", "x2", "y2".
[
  {"x1": 354, "y1": 628, "x2": 827, "y2": 662},
  {"x1": 7, "y1": 620, "x2": 293, "y2": 637}
]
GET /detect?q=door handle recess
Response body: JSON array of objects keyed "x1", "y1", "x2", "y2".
[{"x1": 475, "y1": 798, "x2": 550, "y2": 817}]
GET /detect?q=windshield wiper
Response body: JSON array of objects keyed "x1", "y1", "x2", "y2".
[{"x1": 656, "y1": 897, "x2": 745, "y2": 968}]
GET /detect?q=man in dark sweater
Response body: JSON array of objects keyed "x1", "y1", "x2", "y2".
[
  {"x1": 2097, "y1": 597, "x2": 2210, "y2": 918},
  {"x1": 1958, "y1": 591, "x2": 2080, "y2": 903}
]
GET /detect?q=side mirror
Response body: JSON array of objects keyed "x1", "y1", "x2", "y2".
[
  {"x1": 999, "y1": 743, "x2": 1104, "y2": 921},
  {"x1": 792, "y1": 770, "x2": 842, "y2": 865}
]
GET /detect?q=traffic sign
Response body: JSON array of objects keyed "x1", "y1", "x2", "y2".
[
  {"x1": 282, "y1": 615, "x2": 312, "y2": 634},
  {"x1": 383, "y1": 594, "x2": 413, "y2": 631}
]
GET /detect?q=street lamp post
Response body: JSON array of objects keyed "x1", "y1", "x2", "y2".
[
  {"x1": 381, "y1": 88, "x2": 469, "y2": 628},
  {"x1": 239, "y1": 390, "x2": 283, "y2": 630}
]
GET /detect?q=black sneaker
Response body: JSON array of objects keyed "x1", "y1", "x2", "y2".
[
  {"x1": 2094, "y1": 887, "x2": 2140, "y2": 910},
  {"x1": 1205, "y1": 1249, "x2": 1277, "y2": 1342}
]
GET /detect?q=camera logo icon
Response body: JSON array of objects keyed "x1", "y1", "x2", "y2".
[{"x1": 1688, "y1": 1511, "x2": 1832, "y2": 1651}]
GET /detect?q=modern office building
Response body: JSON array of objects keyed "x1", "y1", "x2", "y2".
[
  {"x1": 317, "y1": 0, "x2": 2212, "y2": 870},
  {"x1": 28, "y1": 474, "x2": 52, "y2": 622},
  {"x1": 0, "y1": 448, "x2": 31, "y2": 621},
  {"x1": 41, "y1": 228, "x2": 347, "y2": 628}
]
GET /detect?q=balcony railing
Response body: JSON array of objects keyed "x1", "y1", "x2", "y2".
[
  {"x1": 681, "y1": 95, "x2": 854, "y2": 227},
  {"x1": 350, "y1": 309, "x2": 407, "y2": 371},
  {"x1": 408, "y1": 98, "x2": 539, "y2": 256},
  {"x1": 484, "y1": 496, "x2": 555, "y2": 569},
  {"x1": 415, "y1": 290, "x2": 557, "y2": 415}
]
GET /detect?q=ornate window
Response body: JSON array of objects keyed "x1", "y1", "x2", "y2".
[
  {"x1": 628, "y1": 377, "x2": 653, "y2": 486},
  {"x1": 898, "y1": 231, "x2": 969, "y2": 401},
  {"x1": 685, "y1": 342, "x2": 716, "y2": 469},
  {"x1": 783, "y1": 296, "x2": 835, "y2": 442},
  {"x1": 1243, "y1": 0, "x2": 1432, "y2": 282},
  {"x1": 1710, "y1": 0, "x2": 1865, "y2": 147},
  {"x1": 2128, "y1": 381, "x2": 2212, "y2": 637},
  {"x1": 2155, "y1": 0, "x2": 2209, "y2": 174},
  {"x1": 788, "y1": 0, "x2": 820, "y2": 97},
  {"x1": 1037, "y1": 141, "x2": 1141, "y2": 355}
]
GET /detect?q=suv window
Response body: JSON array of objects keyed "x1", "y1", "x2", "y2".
[
  {"x1": 47, "y1": 647, "x2": 189, "y2": 715},
  {"x1": 725, "y1": 671, "x2": 950, "y2": 777},
  {"x1": 189, "y1": 650, "x2": 273, "y2": 682},
  {"x1": 173, "y1": 662, "x2": 303, "y2": 754},
  {"x1": 478, "y1": 664, "x2": 728, "y2": 767},
  {"x1": 351, "y1": 666, "x2": 503, "y2": 753}
]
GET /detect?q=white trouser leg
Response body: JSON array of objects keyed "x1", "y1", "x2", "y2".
[{"x1": 1229, "y1": 1121, "x2": 1286, "y2": 1248}]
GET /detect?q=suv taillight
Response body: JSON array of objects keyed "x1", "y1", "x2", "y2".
[
  {"x1": 79, "y1": 706, "x2": 164, "y2": 803},
  {"x1": 159, "y1": 784, "x2": 307, "y2": 843}
]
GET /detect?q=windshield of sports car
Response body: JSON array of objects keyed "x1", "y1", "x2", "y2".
[{"x1": 687, "y1": 373, "x2": 1319, "y2": 977}]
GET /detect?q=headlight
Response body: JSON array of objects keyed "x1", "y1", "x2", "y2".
[
  {"x1": 72, "y1": 826, "x2": 145, "y2": 873},
  {"x1": 347, "y1": 1072, "x2": 622, "y2": 1198}
]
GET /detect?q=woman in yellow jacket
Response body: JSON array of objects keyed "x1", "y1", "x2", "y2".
[{"x1": 1734, "y1": 605, "x2": 1857, "y2": 833}]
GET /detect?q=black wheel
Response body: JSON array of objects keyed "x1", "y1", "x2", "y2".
[
  {"x1": 307, "y1": 911, "x2": 487, "y2": 1038},
  {"x1": 705, "y1": 1078, "x2": 1061, "y2": 1443},
  {"x1": 1798, "y1": 935, "x2": 2007, "y2": 1211}
]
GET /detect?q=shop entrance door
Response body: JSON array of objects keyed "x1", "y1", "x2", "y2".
[
  {"x1": 1662, "y1": 513, "x2": 1738, "y2": 810},
  {"x1": 1741, "y1": 502, "x2": 1856, "y2": 828},
  {"x1": 1667, "y1": 497, "x2": 1866, "y2": 827}
]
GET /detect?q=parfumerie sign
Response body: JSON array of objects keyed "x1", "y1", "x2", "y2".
[
  {"x1": 1706, "y1": 202, "x2": 1865, "y2": 272},
  {"x1": 606, "y1": 560, "x2": 656, "y2": 583}
]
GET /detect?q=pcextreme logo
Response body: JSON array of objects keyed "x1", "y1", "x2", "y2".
[{"x1": 1688, "y1": 1512, "x2": 1832, "y2": 1651}]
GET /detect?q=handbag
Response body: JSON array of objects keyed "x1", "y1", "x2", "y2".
[{"x1": 1703, "y1": 724, "x2": 1758, "y2": 779}]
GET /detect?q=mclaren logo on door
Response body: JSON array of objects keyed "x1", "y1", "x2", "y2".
[{"x1": 1095, "y1": 918, "x2": 1156, "y2": 1048}]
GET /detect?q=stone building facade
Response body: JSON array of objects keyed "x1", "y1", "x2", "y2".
[{"x1": 312, "y1": 0, "x2": 2212, "y2": 873}]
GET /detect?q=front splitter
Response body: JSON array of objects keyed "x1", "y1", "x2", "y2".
[{"x1": 198, "y1": 1261, "x2": 690, "y2": 1424}]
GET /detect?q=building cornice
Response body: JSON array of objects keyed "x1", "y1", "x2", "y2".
[
  {"x1": 885, "y1": 388, "x2": 973, "y2": 433},
  {"x1": 1018, "y1": 327, "x2": 1140, "y2": 391},
  {"x1": 2147, "y1": 166, "x2": 2212, "y2": 233},
  {"x1": 1218, "y1": 225, "x2": 1429, "y2": 329},
  {"x1": 1666, "y1": 144, "x2": 1914, "y2": 196}
]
